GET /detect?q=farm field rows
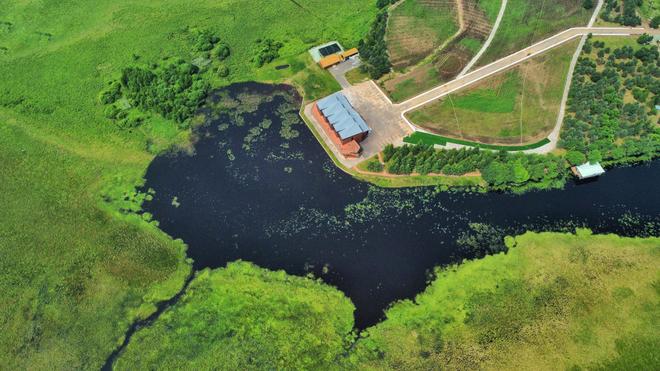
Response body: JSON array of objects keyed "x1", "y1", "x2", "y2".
[
  {"x1": 386, "y1": 0, "x2": 459, "y2": 69},
  {"x1": 406, "y1": 40, "x2": 579, "y2": 145},
  {"x1": 380, "y1": 0, "x2": 501, "y2": 102}
]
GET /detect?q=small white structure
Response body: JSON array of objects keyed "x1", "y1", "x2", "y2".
[{"x1": 572, "y1": 162, "x2": 606, "y2": 179}]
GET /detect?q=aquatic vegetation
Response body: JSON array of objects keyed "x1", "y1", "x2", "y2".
[{"x1": 113, "y1": 231, "x2": 660, "y2": 370}]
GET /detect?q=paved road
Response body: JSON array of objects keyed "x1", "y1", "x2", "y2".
[
  {"x1": 397, "y1": 27, "x2": 655, "y2": 113},
  {"x1": 328, "y1": 56, "x2": 362, "y2": 89},
  {"x1": 458, "y1": 0, "x2": 508, "y2": 77}
]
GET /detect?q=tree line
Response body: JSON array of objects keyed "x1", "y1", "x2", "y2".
[
  {"x1": 381, "y1": 144, "x2": 566, "y2": 191},
  {"x1": 358, "y1": 5, "x2": 392, "y2": 79}
]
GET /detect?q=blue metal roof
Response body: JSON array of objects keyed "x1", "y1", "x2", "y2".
[{"x1": 317, "y1": 92, "x2": 370, "y2": 140}]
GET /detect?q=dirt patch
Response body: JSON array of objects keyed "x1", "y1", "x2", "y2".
[
  {"x1": 436, "y1": 45, "x2": 472, "y2": 77},
  {"x1": 386, "y1": 0, "x2": 458, "y2": 68},
  {"x1": 380, "y1": 0, "x2": 494, "y2": 101},
  {"x1": 462, "y1": 0, "x2": 493, "y2": 39}
]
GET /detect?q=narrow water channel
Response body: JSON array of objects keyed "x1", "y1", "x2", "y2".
[{"x1": 142, "y1": 82, "x2": 660, "y2": 330}]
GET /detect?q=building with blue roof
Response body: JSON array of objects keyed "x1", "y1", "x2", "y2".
[{"x1": 315, "y1": 92, "x2": 371, "y2": 143}]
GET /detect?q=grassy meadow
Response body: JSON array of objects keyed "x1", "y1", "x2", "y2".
[
  {"x1": 108, "y1": 230, "x2": 660, "y2": 369},
  {"x1": 115, "y1": 262, "x2": 355, "y2": 370},
  {"x1": 0, "y1": 0, "x2": 376, "y2": 368},
  {"x1": 475, "y1": 0, "x2": 591, "y2": 67},
  {"x1": 353, "y1": 230, "x2": 660, "y2": 369},
  {"x1": 408, "y1": 40, "x2": 578, "y2": 145}
]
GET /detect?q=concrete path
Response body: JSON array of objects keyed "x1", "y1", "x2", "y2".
[
  {"x1": 458, "y1": 0, "x2": 508, "y2": 77},
  {"x1": 530, "y1": 0, "x2": 605, "y2": 153},
  {"x1": 328, "y1": 57, "x2": 362, "y2": 89},
  {"x1": 397, "y1": 27, "x2": 652, "y2": 113}
]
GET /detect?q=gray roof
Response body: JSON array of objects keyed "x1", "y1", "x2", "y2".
[
  {"x1": 317, "y1": 92, "x2": 370, "y2": 140},
  {"x1": 576, "y1": 162, "x2": 605, "y2": 178}
]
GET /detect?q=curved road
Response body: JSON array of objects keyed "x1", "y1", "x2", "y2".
[{"x1": 457, "y1": 0, "x2": 508, "y2": 77}]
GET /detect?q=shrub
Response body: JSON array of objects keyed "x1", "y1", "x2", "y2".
[
  {"x1": 213, "y1": 43, "x2": 230, "y2": 61},
  {"x1": 217, "y1": 65, "x2": 229, "y2": 77},
  {"x1": 366, "y1": 160, "x2": 384, "y2": 172},
  {"x1": 637, "y1": 34, "x2": 653, "y2": 45},
  {"x1": 566, "y1": 150, "x2": 586, "y2": 166},
  {"x1": 114, "y1": 59, "x2": 209, "y2": 124},
  {"x1": 254, "y1": 39, "x2": 283, "y2": 67},
  {"x1": 193, "y1": 29, "x2": 220, "y2": 52},
  {"x1": 99, "y1": 81, "x2": 122, "y2": 104},
  {"x1": 651, "y1": 16, "x2": 660, "y2": 29}
]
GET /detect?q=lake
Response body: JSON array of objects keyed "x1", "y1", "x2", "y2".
[{"x1": 142, "y1": 83, "x2": 660, "y2": 329}]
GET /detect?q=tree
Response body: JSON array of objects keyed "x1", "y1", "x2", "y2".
[
  {"x1": 582, "y1": 0, "x2": 594, "y2": 9},
  {"x1": 481, "y1": 161, "x2": 509, "y2": 186},
  {"x1": 588, "y1": 149, "x2": 602, "y2": 164},
  {"x1": 651, "y1": 16, "x2": 660, "y2": 29},
  {"x1": 566, "y1": 150, "x2": 587, "y2": 165},
  {"x1": 212, "y1": 43, "x2": 231, "y2": 61},
  {"x1": 376, "y1": 0, "x2": 396, "y2": 8},
  {"x1": 358, "y1": 11, "x2": 391, "y2": 79},
  {"x1": 637, "y1": 34, "x2": 653, "y2": 45},
  {"x1": 512, "y1": 161, "x2": 530, "y2": 184}
]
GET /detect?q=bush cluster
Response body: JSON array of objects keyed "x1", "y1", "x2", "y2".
[
  {"x1": 601, "y1": 0, "x2": 642, "y2": 26},
  {"x1": 253, "y1": 39, "x2": 283, "y2": 67},
  {"x1": 100, "y1": 58, "x2": 209, "y2": 127},
  {"x1": 560, "y1": 38, "x2": 660, "y2": 165}
]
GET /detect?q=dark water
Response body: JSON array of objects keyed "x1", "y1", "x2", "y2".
[{"x1": 142, "y1": 83, "x2": 660, "y2": 329}]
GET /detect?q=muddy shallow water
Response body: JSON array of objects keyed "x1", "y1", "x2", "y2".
[{"x1": 142, "y1": 83, "x2": 660, "y2": 328}]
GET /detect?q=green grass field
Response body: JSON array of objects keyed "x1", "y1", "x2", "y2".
[
  {"x1": 345, "y1": 67, "x2": 371, "y2": 85},
  {"x1": 115, "y1": 262, "x2": 355, "y2": 370},
  {"x1": 354, "y1": 230, "x2": 660, "y2": 369},
  {"x1": 0, "y1": 1, "x2": 376, "y2": 368},
  {"x1": 476, "y1": 0, "x2": 591, "y2": 67},
  {"x1": 107, "y1": 231, "x2": 660, "y2": 369},
  {"x1": 458, "y1": 37, "x2": 484, "y2": 54},
  {"x1": 408, "y1": 40, "x2": 578, "y2": 145},
  {"x1": 403, "y1": 131, "x2": 551, "y2": 150}
]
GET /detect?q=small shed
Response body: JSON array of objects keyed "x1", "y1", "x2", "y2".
[
  {"x1": 572, "y1": 162, "x2": 606, "y2": 179},
  {"x1": 319, "y1": 54, "x2": 344, "y2": 69},
  {"x1": 309, "y1": 41, "x2": 345, "y2": 62},
  {"x1": 341, "y1": 48, "x2": 359, "y2": 59}
]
